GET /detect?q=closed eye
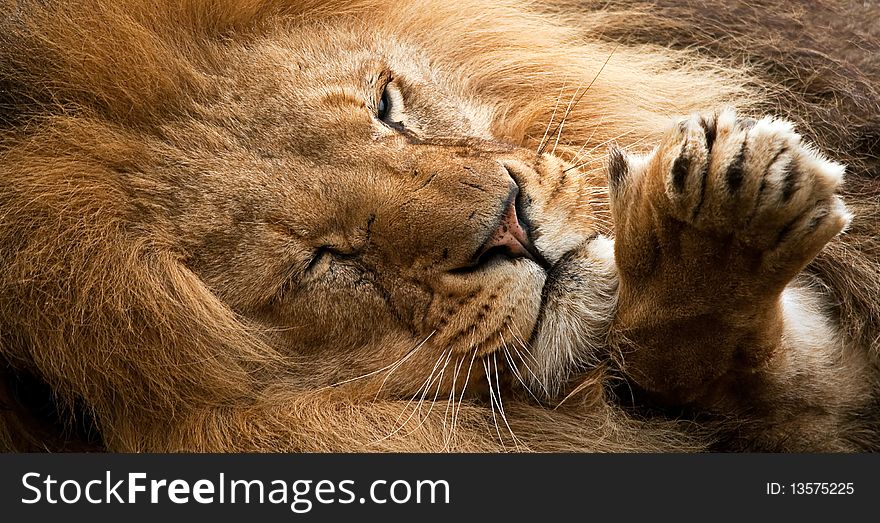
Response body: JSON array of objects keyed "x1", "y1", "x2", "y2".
[
  {"x1": 305, "y1": 246, "x2": 360, "y2": 276},
  {"x1": 305, "y1": 247, "x2": 334, "y2": 274}
]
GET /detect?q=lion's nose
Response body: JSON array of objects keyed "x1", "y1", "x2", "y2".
[
  {"x1": 456, "y1": 185, "x2": 549, "y2": 271},
  {"x1": 477, "y1": 194, "x2": 532, "y2": 259}
]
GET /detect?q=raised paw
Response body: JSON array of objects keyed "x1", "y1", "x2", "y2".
[
  {"x1": 610, "y1": 108, "x2": 850, "y2": 293},
  {"x1": 606, "y1": 108, "x2": 851, "y2": 405}
]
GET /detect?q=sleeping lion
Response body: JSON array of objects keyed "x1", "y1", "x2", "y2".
[{"x1": 1, "y1": 0, "x2": 879, "y2": 452}]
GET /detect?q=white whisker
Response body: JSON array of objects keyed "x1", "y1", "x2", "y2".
[
  {"x1": 568, "y1": 114, "x2": 608, "y2": 166},
  {"x1": 500, "y1": 333, "x2": 543, "y2": 405},
  {"x1": 483, "y1": 357, "x2": 505, "y2": 446},
  {"x1": 372, "y1": 330, "x2": 436, "y2": 401},
  {"x1": 536, "y1": 81, "x2": 567, "y2": 155},
  {"x1": 451, "y1": 341, "x2": 479, "y2": 443},
  {"x1": 564, "y1": 132, "x2": 653, "y2": 174},
  {"x1": 505, "y1": 325, "x2": 550, "y2": 397},
  {"x1": 542, "y1": 46, "x2": 618, "y2": 157},
  {"x1": 402, "y1": 346, "x2": 455, "y2": 438},
  {"x1": 442, "y1": 355, "x2": 466, "y2": 450},
  {"x1": 492, "y1": 350, "x2": 523, "y2": 449},
  {"x1": 374, "y1": 345, "x2": 451, "y2": 444},
  {"x1": 322, "y1": 330, "x2": 435, "y2": 393},
  {"x1": 551, "y1": 86, "x2": 582, "y2": 156}
]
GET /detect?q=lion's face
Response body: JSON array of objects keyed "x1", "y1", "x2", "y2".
[{"x1": 148, "y1": 25, "x2": 605, "y2": 399}]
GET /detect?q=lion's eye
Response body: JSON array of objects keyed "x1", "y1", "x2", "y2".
[{"x1": 377, "y1": 85, "x2": 392, "y2": 122}]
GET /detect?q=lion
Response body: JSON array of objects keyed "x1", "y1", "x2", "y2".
[{"x1": 1, "y1": 0, "x2": 879, "y2": 452}]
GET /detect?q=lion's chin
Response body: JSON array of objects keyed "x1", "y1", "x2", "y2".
[{"x1": 526, "y1": 235, "x2": 619, "y2": 399}]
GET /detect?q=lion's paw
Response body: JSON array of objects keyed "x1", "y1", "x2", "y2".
[{"x1": 609, "y1": 108, "x2": 850, "y2": 288}]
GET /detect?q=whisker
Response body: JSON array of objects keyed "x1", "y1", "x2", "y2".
[
  {"x1": 563, "y1": 132, "x2": 652, "y2": 174},
  {"x1": 500, "y1": 335, "x2": 543, "y2": 405},
  {"x1": 507, "y1": 337, "x2": 543, "y2": 384},
  {"x1": 322, "y1": 330, "x2": 436, "y2": 392},
  {"x1": 550, "y1": 86, "x2": 582, "y2": 156},
  {"x1": 402, "y1": 346, "x2": 455, "y2": 438},
  {"x1": 536, "y1": 81, "x2": 568, "y2": 155},
  {"x1": 411, "y1": 346, "x2": 452, "y2": 418},
  {"x1": 492, "y1": 351, "x2": 522, "y2": 449},
  {"x1": 451, "y1": 341, "x2": 479, "y2": 444},
  {"x1": 505, "y1": 325, "x2": 550, "y2": 396},
  {"x1": 375, "y1": 346, "x2": 451, "y2": 444},
  {"x1": 563, "y1": 131, "x2": 637, "y2": 173},
  {"x1": 422, "y1": 346, "x2": 454, "y2": 415},
  {"x1": 483, "y1": 358, "x2": 505, "y2": 446},
  {"x1": 539, "y1": 45, "x2": 619, "y2": 156},
  {"x1": 371, "y1": 330, "x2": 437, "y2": 400},
  {"x1": 442, "y1": 355, "x2": 466, "y2": 449},
  {"x1": 505, "y1": 324, "x2": 544, "y2": 371},
  {"x1": 568, "y1": 114, "x2": 608, "y2": 166}
]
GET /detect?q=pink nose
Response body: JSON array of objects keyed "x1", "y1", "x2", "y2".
[
  {"x1": 453, "y1": 190, "x2": 549, "y2": 273},
  {"x1": 482, "y1": 200, "x2": 532, "y2": 258}
]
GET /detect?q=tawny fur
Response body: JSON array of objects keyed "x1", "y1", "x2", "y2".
[{"x1": 1, "y1": 0, "x2": 878, "y2": 452}]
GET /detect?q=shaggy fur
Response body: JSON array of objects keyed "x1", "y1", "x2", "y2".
[{"x1": 1, "y1": 0, "x2": 878, "y2": 452}]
